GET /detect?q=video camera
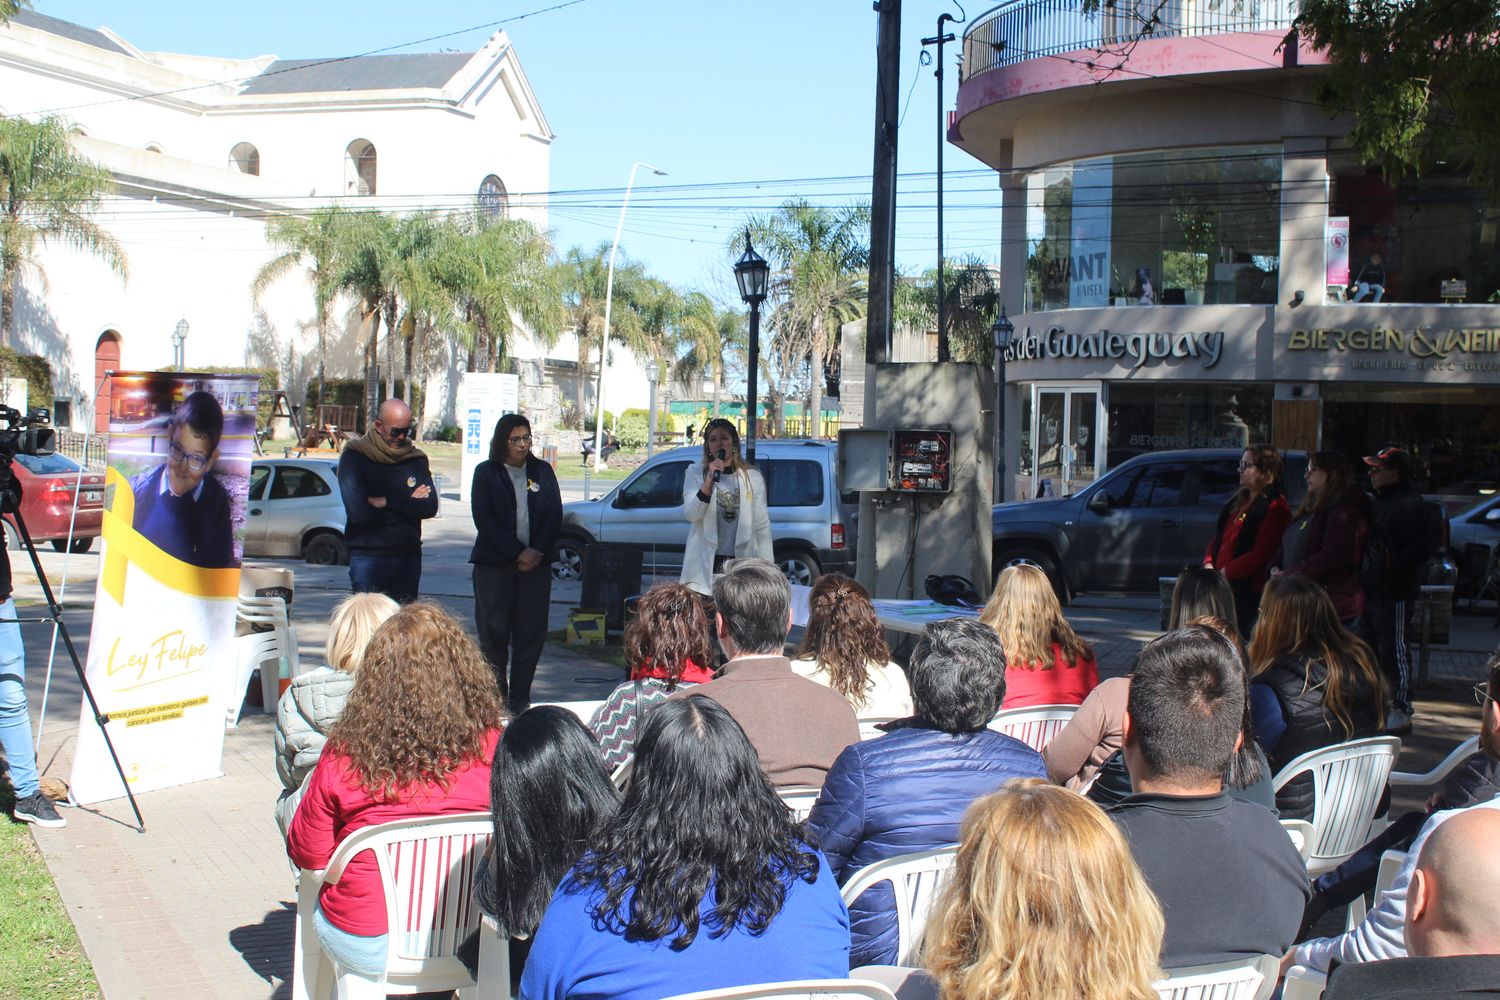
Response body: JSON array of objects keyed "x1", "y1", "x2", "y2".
[{"x1": 0, "y1": 405, "x2": 56, "y2": 459}]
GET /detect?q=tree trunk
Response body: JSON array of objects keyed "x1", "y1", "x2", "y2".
[
  {"x1": 711, "y1": 358, "x2": 722, "y2": 417},
  {"x1": 364, "y1": 305, "x2": 382, "y2": 422},
  {"x1": 402, "y1": 322, "x2": 414, "y2": 408},
  {"x1": 410, "y1": 322, "x2": 427, "y2": 441},
  {"x1": 383, "y1": 295, "x2": 397, "y2": 402},
  {"x1": 0, "y1": 262, "x2": 14, "y2": 351},
  {"x1": 808, "y1": 320, "x2": 826, "y2": 440}
]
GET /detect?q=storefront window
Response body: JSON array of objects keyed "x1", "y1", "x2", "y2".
[
  {"x1": 1106, "y1": 383, "x2": 1272, "y2": 461},
  {"x1": 1330, "y1": 162, "x2": 1500, "y2": 304},
  {"x1": 1323, "y1": 384, "x2": 1500, "y2": 493},
  {"x1": 1025, "y1": 146, "x2": 1282, "y2": 310}
]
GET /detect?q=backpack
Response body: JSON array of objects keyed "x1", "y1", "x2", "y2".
[{"x1": 925, "y1": 574, "x2": 983, "y2": 608}]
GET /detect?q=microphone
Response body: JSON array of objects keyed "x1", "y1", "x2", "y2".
[{"x1": 712, "y1": 448, "x2": 726, "y2": 483}]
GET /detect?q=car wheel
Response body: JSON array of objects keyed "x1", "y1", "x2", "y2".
[
  {"x1": 304, "y1": 532, "x2": 347, "y2": 566},
  {"x1": 51, "y1": 537, "x2": 93, "y2": 554},
  {"x1": 776, "y1": 548, "x2": 821, "y2": 588},
  {"x1": 552, "y1": 537, "x2": 586, "y2": 582},
  {"x1": 995, "y1": 545, "x2": 1066, "y2": 601},
  {"x1": 2, "y1": 521, "x2": 18, "y2": 552}
]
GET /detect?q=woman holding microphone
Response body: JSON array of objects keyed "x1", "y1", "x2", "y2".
[{"x1": 681, "y1": 418, "x2": 772, "y2": 597}]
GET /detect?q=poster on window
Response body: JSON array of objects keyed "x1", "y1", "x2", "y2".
[
  {"x1": 1069, "y1": 159, "x2": 1114, "y2": 307},
  {"x1": 69, "y1": 373, "x2": 258, "y2": 804},
  {"x1": 459, "y1": 372, "x2": 521, "y2": 502},
  {"x1": 1325, "y1": 216, "x2": 1350, "y2": 290}
]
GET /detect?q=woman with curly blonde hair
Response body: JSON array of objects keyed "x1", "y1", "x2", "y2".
[
  {"x1": 791, "y1": 574, "x2": 912, "y2": 717},
  {"x1": 917, "y1": 780, "x2": 1163, "y2": 1000},
  {"x1": 287, "y1": 603, "x2": 504, "y2": 979},
  {"x1": 979, "y1": 564, "x2": 1097, "y2": 709}
]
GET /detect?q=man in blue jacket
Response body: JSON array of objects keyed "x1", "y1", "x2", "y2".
[{"x1": 337, "y1": 399, "x2": 438, "y2": 604}]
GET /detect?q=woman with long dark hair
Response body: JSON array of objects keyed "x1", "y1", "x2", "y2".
[
  {"x1": 1249, "y1": 575, "x2": 1388, "y2": 819},
  {"x1": 588, "y1": 582, "x2": 716, "y2": 769},
  {"x1": 287, "y1": 604, "x2": 503, "y2": 978},
  {"x1": 1280, "y1": 450, "x2": 1374, "y2": 624},
  {"x1": 1203, "y1": 444, "x2": 1291, "y2": 637},
  {"x1": 470, "y1": 412, "x2": 562, "y2": 710},
  {"x1": 979, "y1": 563, "x2": 1098, "y2": 708},
  {"x1": 791, "y1": 574, "x2": 912, "y2": 718},
  {"x1": 680, "y1": 418, "x2": 772, "y2": 597},
  {"x1": 1167, "y1": 566, "x2": 1239, "y2": 632},
  {"x1": 520, "y1": 696, "x2": 850, "y2": 1000}
]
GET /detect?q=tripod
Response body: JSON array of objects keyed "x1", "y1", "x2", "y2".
[{"x1": 1, "y1": 467, "x2": 144, "y2": 831}]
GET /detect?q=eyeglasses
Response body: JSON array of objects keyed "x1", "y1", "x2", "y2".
[
  {"x1": 1475, "y1": 681, "x2": 1495, "y2": 708},
  {"x1": 168, "y1": 440, "x2": 211, "y2": 472},
  {"x1": 1238, "y1": 462, "x2": 1254, "y2": 472},
  {"x1": 508, "y1": 435, "x2": 533, "y2": 445},
  {"x1": 383, "y1": 424, "x2": 413, "y2": 439}
]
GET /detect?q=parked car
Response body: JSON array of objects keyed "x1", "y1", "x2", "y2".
[
  {"x1": 553, "y1": 440, "x2": 856, "y2": 587},
  {"x1": 993, "y1": 448, "x2": 1310, "y2": 599},
  {"x1": 244, "y1": 457, "x2": 348, "y2": 564},
  {"x1": 1, "y1": 452, "x2": 106, "y2": 553},
  {"x1": 1448, "y1": 493, "x2": 1500, "y2": 593}
]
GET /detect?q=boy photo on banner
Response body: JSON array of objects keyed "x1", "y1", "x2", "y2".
[{"x1": 71, "y1": 373, "x2": 258, "y2": 805}]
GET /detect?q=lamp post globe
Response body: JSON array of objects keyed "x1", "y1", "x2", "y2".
[
  {"x1": 734, "y1": 232, "x2": 770, "y2": 463},
  {"x1": 991, "y1": 306, "x2": 1014, "y2": 503}
]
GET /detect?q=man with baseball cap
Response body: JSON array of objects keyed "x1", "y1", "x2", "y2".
[{"x1": 1361, "y1": 446, "x2": 1442, "y2": 734}]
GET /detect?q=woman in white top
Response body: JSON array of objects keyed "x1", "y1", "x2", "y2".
[
  {"x1": 680, "y1": 418, "x2": 772, "y2": 596},
  {"x1": 790, "y1": 574, "x2": 913, "y2": 718}
]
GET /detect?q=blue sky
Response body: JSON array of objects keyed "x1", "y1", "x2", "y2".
[{"x1": 37, "y1": 0, "x2": 1002, "y2": 299}]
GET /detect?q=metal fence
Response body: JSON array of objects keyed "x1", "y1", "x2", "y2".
[
  {"x1": 53, "y1": 430, "x2": 110, "y2": 470},
  {"x1": 962, "y1": 0, "x2": 1300, "y2": 79}
]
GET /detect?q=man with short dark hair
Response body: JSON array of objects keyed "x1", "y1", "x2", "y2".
[
  {"x1": 337, "y1": 399, "x2": 438, "y2": 604},
  {"x1": 672, "y1": 559, "x2": 858, "y2": 788},
  {"x1": 1110, "y1": 626, "x2": 1308, "y2": 969},
  {"x1": 1362, "y1": 446, "x2": 1441, "y2": 735}
]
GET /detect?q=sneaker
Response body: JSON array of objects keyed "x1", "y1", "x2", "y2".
[
  {"x1": 12, "y1": 791, "x2": 66, "y2": 829},
  {"x1": 1385, "y1": 706, "x2": 1414, "y2": 736}
]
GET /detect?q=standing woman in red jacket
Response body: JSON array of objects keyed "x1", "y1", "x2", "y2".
[
  {"x1": 1204, "y1": 444, "x2": 1292, "y2": 638},
  {"x1": 287, "y1": 603, "x2": 504, "y2": 980}
]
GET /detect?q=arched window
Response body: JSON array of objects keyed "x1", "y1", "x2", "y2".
[
  {"x1": 345, "y1": 139, "x2": 377, "y2": 196},
  {"x1": 94, "y1": 331, "x2": 121, "y2": 434},
  {"x1": 478, "y1": 174, "x2": 508, "y2": 218},
  {"x1": 229, "y1": 142, "x2": 260, "y2": 176}
]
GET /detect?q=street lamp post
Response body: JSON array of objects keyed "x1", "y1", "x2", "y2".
[
  {"x1": 733, "y1": 232, "x2": 770, "y2": 464},
  {"x1": 922, "y1": 12, "x2": 957, "y2": 362},
  {"x1": 646, "y1": 360, "x2": 663, "y2": 459},
  {"x1": 594, "y1": 160, "x2": 666, "y2": 472},
  {"x1": 171, "y1": 318, "x2": 189, "y2": 370},
  {"x1": 992, "y1": 307, "x2": 1014, "y2": 503}
]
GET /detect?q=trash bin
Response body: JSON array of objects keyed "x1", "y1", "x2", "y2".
[
  {"x1": 582, "y1": 543, "x2": 643, "y2": 630},
  {"x1": 542, "y1": 444, "x2": 559, "y2": 470}
]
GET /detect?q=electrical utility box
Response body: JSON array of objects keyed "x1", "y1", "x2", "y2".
[{"x1": 838, "y1": 428, "x2": 954, "y2": 493}]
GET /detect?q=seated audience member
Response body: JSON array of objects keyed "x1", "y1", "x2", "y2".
[
  {"x1": 274, "y1": 592, "x2": 399, "y2": 839},
  {"x1": 673, "y1": 558, "x2": 859, "y2": 788},
  {"x1": 807, "y1": 617, "x2": 1046, "y2": 968},
  {"x1": 1168, "y1": 566, "x2": 1240, "y2": 632},
  {"x1": 869, "y1": 780, "x2": 1163, "y2": 1000},
  {"x1": 473, "y1": 706, "x2": 619, "y2": 985},
  {"x1": 980, "y1": 564, "x2": 1098, "y2": 708},
  {"x1": 520, "y1": 696, "x2": 850, "y2": 1000},
  {"x1": 1043, "y1": 673, "x2": 1129, "y2": 791},
  {"x1": 1110, "y1": 625, "x2": 1308, "y2": 968},
  {"x1": 1249, "y1": 575, "x2": 1387, "y2": 820},
  {"x1": 790, "y1": 574, "x2": 913, "y2": 719},
  {"x1": 589, "y1": 582, "x2": 715, "y2": 769},
  {"x1": 286, "y1": 604, "x2": 504, "y2": 978},
  {"x1": 1288, "y1": 652, "x2": 1500, "y2": 977},
  {"x1": 1322, "y1": 808, "x2": 1500, "y2": 999}
]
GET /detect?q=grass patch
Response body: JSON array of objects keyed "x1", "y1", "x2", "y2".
[{"x1": 0, "y1": 819, "x2": 101, "y2": 998}]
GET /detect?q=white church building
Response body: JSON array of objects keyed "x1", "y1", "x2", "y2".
[{"x1": 0, "y1": 9, "x2": 633, "y2": 436}]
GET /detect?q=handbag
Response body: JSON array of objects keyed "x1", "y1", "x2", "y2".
[{"x1": 925, "y1": 574, "x2": 983, "y2": 608}]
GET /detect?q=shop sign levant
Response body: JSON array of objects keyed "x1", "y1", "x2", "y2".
[
  {"x1": 1288, "y1": 327, "x2": 1500, "y2": 372},
  {"x1": 1004, "y1": 325, "x2": 1225, "y2": 369}
]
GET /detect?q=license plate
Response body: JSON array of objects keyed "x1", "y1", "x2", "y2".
[{"x1": 83, "y1": 491, "x2": 102, "y2": 503}]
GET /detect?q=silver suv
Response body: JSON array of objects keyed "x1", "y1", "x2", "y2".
[{"x1": 551, "y1": 440, "x2": 855, "y2": 586}]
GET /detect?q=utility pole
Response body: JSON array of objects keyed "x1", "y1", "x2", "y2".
[
  {"x1": 923, "y1": 14, "x2": 956, "y2": 362},
  {"x1": 866, "y1": 0, "x2": 901, "y2": 370}
]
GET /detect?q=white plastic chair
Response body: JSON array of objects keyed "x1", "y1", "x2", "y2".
[
  {"x1": 986, "y1": 704, "x2": 1079, "y2": 752},
  {"x1": 662, "y1": 979, "x2": 899, "y2": 1000},
  {"x1": 1341, "y1": 846, "x2": 1408, "y2": 933},
  {"x1": 1280, "y1": 818, "x2": 1315, "y2": 864},
  {"x1": 474, "y1": 912, "x2": 512, "y2": 1000},
  {"x1": 857, "y1": 717, "x2": 900, "y2": 741},
  {"x1": 1154, "y1": 955, "x2": 1277, "y2": 1000},
  {"x1": 228, "y1": 630, "x2": 286, "y2": 728},
  {"x1": 778, "y1": 786, "x2": 822, "y2": 822},
  {"x1": 1271, "y1": 736, "x2": 1401, "y2": 876},
  {"x1": 1389, "y1": 735, "x2": 1479, "y2": 788},
  {"x1": 838, "y1": 846, "x2": 959, "y2": 967},
  {"x1": 611, "y1": 756, "x2": 634, "y2": 791},
  {"x1": 1280, "y1": 965, "x2": 1325, "y2": 1000},
  {"x1": 292, "y1": 812, "x2": 491, "y2": 999}
]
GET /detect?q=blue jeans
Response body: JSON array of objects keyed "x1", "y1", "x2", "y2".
[
  {"x1": 0, "y1": 598, "x2": 38, "y2": 798},
  {"x1": 313, "y1": 904, "x2": 388, "y2": 977},
  {"x1": 349, "y1": 553, "x2": 422, "y2": 604}
]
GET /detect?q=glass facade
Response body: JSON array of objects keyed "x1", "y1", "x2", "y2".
[
  {"x1": 1025, "y1": 146, "x2": 1282, "y2": 311},
  {"x1": 1104, "y1": 383, "x2": 1272, "y2": 463},
  {"x1": 1322, "y1": 384, "x2": 1500, "y2": 493}
]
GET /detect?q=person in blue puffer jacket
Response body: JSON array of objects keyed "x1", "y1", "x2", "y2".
[{"x1": 806, "y1": 617, "x2": 1047, "y2": 969}]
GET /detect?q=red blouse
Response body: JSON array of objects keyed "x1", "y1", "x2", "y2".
[
  {"x1": 630, "y1": 657, "x2": 715, "y2": 685},
  {"x1": 1001, "y1": 643, "x2": 1100, "y2": 709}
]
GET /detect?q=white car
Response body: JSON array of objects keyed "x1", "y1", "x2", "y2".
[{"x1": 244, "y1": 457, "x2": 348, "y2": 564}]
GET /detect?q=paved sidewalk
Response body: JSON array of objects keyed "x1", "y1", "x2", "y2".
[{"x1": 8, "y1": 520, "x2": 1499, "y2": 998}]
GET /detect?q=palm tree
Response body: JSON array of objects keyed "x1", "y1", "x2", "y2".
[
  {"x1": 0, "y1": 114, "x2": 127, "y2": 348},
  {"x1": 675, "y1": 291, "x2": 744, "y2": 419},
  {"x1": 332, "y1": 210, "x2": 398, "y2": 419},
  {"x1": 252, "y1": 206, "x2": 348, "y2": 409},
  {"x1": 1, "y1": 2, "x2": 30, "y2": 24},
  {"x1": 893, "y1": 256, "x2": 1001, "y2": 365},
  {"x1": 445, "y1": 211, "x2": 563, "y2": 374},
  {"x1": 384, "y1": 211, "x2": 452, "y2": 410},
  {"x1": 745, "y1": 200, "x2": 868, "y2": 438},
  {"x1": 560, "y1": 242, "x2": 647, "y2": 427}
]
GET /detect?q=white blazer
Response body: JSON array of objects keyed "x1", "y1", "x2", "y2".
[{"x1": 680, "y1": 459, "x2": 773, "y2": 596}]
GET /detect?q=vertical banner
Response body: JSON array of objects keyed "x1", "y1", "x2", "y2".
[
  {"x1": 1069, "y1": 158, "x2": 1113, "y2": 307},
  {"x1": 458, "y1": 372, "x2": 520, "y2": 502},
  {"x1": 1325, "y1": 216, "x2": 1350, "y2": 290},
  {"x1": 70, "y1": 373, "x2": 258, "y2": 804}
]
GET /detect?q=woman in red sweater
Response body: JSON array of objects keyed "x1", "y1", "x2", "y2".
[
  {"x1": 287, "y1": 603, "x2": 504, "y2": 978},
  {"x1": 981, "y1": 564, "x2": 1098, "y2": 709},
  {"x1": 1204, "y1": 444, "x2": 1292, "y2": 638}
]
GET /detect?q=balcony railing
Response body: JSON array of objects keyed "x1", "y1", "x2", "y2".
[{"x1": 962, "y1": 0, "x2": 1300, "y2": 80}]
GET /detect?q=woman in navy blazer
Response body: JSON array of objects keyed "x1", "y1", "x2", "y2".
[{"x1": 470, "y1": 414, "x2": 561, "y2": 710}]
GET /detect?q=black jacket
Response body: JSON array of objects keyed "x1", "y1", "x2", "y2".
[
  {"x1": 1259, "y1": 653, "x2": 1383, "y2": 820},
  {"x1": 0, "y1": 473, "x2": 19, "y2": 601},
  {"x1": 468, "y1": 455, "x2": 561, "y2": 566},
  {"x1": 1325, "y1": 954, "x2": 1500, "y2": 999},
  {"x1": 336, "y1": 448, "x2": 439, "y2": 556},
  {"x1": 1367, "y1": 482, "x2": 1442, "y2": 602}
]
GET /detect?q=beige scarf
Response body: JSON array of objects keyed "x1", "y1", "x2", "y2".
[{"x1": 346, "y1": 430, "x2": 426, "y2": 466}]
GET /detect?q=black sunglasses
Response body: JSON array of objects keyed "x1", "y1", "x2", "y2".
[{"x1": 385, "y1": 424, "x2": 414, "y2": 439}]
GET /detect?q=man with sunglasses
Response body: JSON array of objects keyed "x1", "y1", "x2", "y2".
[
  {"x1": 337, "y1": 399, "x2": 437, "y2": 603},
  {"x1": 129, "y1": 390, "x2": 235, "y2": 569}
]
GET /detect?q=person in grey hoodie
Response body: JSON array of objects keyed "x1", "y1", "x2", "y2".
[{"x1": 274, "y1": 593, "x2": 398, "y2": 838}]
